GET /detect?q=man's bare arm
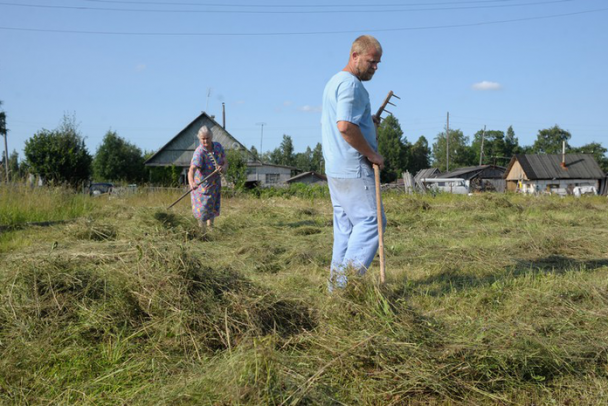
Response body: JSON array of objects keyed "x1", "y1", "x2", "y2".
[{"x1": 337, "y1": 121, "x2": 384, "y2": 169}]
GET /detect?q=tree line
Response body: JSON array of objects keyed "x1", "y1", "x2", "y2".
[
  {"x1": 254, "y1": 115, "x2": 607, "y2": 184},
  {"x1": 376, "y1": 115, "x2": 608, "y2": 183},
  {"x1": 1, "y1": 108, "x2": 607, "y2": 187}
]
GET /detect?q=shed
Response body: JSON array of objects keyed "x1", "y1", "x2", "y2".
[
  {"x1": 442, "y1": 165, "x2": 506, "y2": 192},
  {"x1": 504, "y1": 154, "x2": 606, "y2": 195},
  {"x1": 246, "y1": 162, "x2": 296, "y2": 187},
  {"x1": 286, "y1": 171, "x2": 327, "y2": 185}
]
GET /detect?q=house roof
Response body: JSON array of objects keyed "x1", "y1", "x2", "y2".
[
  {"x1": 247, "y1": 161, "x2": 299, "y2": 170},
  {"x1": 414, "y1": 168, "x2": 440, "y2": 182},
  {"x1": 144, "y1": 112, "x2": 252, "y2": 167},
  {"x1": 506, "y1": 154, "x2": 605, "y2": 180},
  {"x1": 442, "y1": 164, "x2": 506, "y2": 180},
  {"x1": 286, "y1": 171, "x2": 327, "y2": 183}
]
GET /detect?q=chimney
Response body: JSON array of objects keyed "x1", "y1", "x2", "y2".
[
  {"x1": 222, "y1": 102, "x2": 226, "y2": 129},
  {"x1": 560, "y1": 141, "x2": 567, "y2": 169}
]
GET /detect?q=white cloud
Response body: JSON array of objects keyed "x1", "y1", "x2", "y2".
[
  {"x1": 134, "y1": 63, "x2": 147, "y2": 72},
  {"x1": 472, "y1": 81, "x2": 502, "y2": 91},
  {"x1": 283, "y1": 101, "x2": 293, "y2": 106},
  {"x1": 298, "y1": 105, "x2": 322, "y2": 113}
]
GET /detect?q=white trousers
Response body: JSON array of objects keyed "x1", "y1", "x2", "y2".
[{"x1": 327, "y1": 164, "x2": 386, "y2": 291}]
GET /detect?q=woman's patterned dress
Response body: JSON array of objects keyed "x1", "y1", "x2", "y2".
[{"x1": 190, "y1": 141, "x2": 226, "y2": 221}]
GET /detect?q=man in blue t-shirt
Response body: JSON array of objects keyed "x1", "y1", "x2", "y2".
[{"x1": 321, "y1": 35, "x2": 386, "y2": 291}]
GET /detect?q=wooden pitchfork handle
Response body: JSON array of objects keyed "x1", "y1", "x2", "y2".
[
  {"x1": 373, "y1": 163, "x2": 386, "y2": 284},
  {"x1": 167, "y1": 150, "x2": 221, "y2": 210},
  {"x1": 166, "y1": 168, "x2": 220, "y2": 210},
  {"x1": 372, "y1": 90, "x2": 399, "y2": 284}
]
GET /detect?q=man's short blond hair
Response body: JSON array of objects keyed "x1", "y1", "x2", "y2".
[{"x1": 350, "y1": 35, "x2": 382, "y2": 56}]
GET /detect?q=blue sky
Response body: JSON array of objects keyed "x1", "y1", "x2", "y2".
[{"x1": 1, "y1": 0, "x2": 607, "y2": 161}]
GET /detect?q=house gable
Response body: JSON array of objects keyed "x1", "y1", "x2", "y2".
[{"x1": 145, "y1": 112, "x2": 252, "y2": 167}]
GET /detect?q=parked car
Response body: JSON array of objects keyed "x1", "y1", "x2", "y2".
[{"x1": 89, "y1": 182, "x2": 113, "y2": 196}]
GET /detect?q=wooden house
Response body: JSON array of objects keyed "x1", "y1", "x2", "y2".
[
  {"x1": 144, "y1": 112, "x2": 296, "y2": 187},
  {"x1": 504, "y1": 154, "x2": 606, "y2": 195},
  {"x1": 245, "y1": 161, "x2": 297, "y2": 187}
]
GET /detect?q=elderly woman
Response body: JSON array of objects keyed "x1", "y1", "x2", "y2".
[{"x1": 188, "y1": 125, "x2": 228, "y2": 230}]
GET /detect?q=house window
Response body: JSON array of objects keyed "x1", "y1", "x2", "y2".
[{"x1": 265, "y1": 174, "x2": 280, "y2": 184}]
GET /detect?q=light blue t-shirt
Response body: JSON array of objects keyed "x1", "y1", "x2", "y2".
[{"x1": 321, "y1": 71, "x2": 377, "y2": 178}]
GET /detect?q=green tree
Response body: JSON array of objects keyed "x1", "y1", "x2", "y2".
[
  {"x1": 571, "y1": 142, "x2": 608, "y2": 172},
  {"x1": 93, "y1": 130, "x2": 145, "y2": 183},
  {"x1": 249, "y1": 145, "x2": 259, "y2": 161},
  {"x1": 471, "y1": 129, "x2": 508, "y2": 165},
  {"x1": 377, "y1": 114, "x2": 409, "y2": 183},
  {"x1": 24, "y1": 114, "x2": 92, "y2": 187},
  {"x1": 8, "y1": 150, "x2": 21, "y2": 179},
  {"x1": 431, "y1": 128, "x2": 474, "y2": 171},
  {"x1": 532, "y1": 125, "x2": 571, "y2": 154},
  {"x1": 504, "y1": 125, "x2": 521, "y2": 159},
  {"x1": 294, "y1": 146, "x2": 313, "y2": 171},
  {"x1": 408, "y1": 136, "x2": 431, "y2": 174},
  {"x1": 279, "y1": 134, "x2": 295, "y2": 166},
  {"x1": 224, "y1": 149, "x2": 248, "y2": 190},
  {"x1": 267, "y1": 135, "x2": 296, "y2": 167},
  {"x1": 311, "y1": 142, "x2": 324, "y2": 173}
]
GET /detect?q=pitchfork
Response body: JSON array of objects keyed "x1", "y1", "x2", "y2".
[{"x1": 373, "y1": 90, "x2": 400, "y2": 284}]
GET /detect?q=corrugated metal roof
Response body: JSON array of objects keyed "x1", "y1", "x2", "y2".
[
  {"x1": 515, "y1": 154, "x2": 605, "y2": 180},
  {"x1": 443, "y1": 165, "x2": 506, "y2": 180},
  {"x1": 286, "y1": 171, "x2": 327, "y2": 183},
  {"x1": 414, "y1": 168, "x2": 440, "y2": 182}
]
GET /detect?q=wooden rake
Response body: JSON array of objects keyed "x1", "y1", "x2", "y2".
[
  {"x1": 166, "y1": 151, "x2": 221, "y2": 210},
  {"x1": 374, "y1": 90, "x2": 400, "y2": 284}
]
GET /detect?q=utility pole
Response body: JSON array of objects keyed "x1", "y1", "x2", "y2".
[
  {"x1": 0, "y1": 111, "x2": 8, "y2": 183},
  {"x1": 446, "y1": 112, "x2": 450, "y2": 172},
  {"x1": 256, "y1": 122, "x2": 266, "y2": 157},
  {"x1": 479, "y1": 125, "x2": 486, "y2": 166}
]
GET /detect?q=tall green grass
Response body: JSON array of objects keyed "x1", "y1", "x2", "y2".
[
  {"x1": 1, "y1": 187, "x2": 607, "y2": 405},
  {"x1": 0, "y1": 184, "x2": 98, "y2": 226}
]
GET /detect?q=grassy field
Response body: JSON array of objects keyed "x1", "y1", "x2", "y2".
[{"x1": 1, "y1": 185, "x2": 608, "y2": 405}]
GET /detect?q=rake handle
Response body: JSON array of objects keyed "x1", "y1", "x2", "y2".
[
  {"x1": 372, "y1": 90, "x2": 397, "y2": 284},
  {"x1": 373, "y1": 163, "x2": 386, "y2": 284},
  {"x1": 166, "y1": 168, "x2": 220, "y2": 210}
]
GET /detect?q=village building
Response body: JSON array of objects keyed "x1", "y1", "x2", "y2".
[
  {"x1": 144, "y1": 112, "x2": 297, "y2": 187},
  {"x1": 441, "y1": 165, "x2": 507, "y2": 192},
  {"x1": 412, "y1": 165, "x2": 506, "y2": 193},
  {"x1": 286, "y1": 171, "x2": 327, "y2": 186},
  {"x1": 504, "y1": 154, "x2": 606, "y2": 195},
  {"x1": 245, "y1": 161, "x2": 297, "y2": 187}
]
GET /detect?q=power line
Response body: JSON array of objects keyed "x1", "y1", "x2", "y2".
[
  {"x1": 84, "y1": 0, "x2": 534, "y2": 7},
  {"x1": 0, "y1": 0, "x2": 577, "y2": 14},
  {"x1": 1, "y1": 7, "x2": 606, "y2": 36}
]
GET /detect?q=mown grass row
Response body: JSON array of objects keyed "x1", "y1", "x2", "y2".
[{"x1": 1, "y1": 187, "x2": 607, "y2": 404}]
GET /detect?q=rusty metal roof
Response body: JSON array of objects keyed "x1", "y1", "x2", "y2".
[{"x1": 508, "y1": 154, "x2": 605, "y2": 180}]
